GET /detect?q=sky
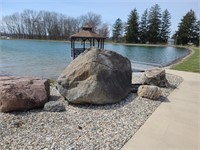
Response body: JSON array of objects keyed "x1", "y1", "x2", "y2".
[{"x1": 0, "y1": 0, "x2": 199, "y2": 36}]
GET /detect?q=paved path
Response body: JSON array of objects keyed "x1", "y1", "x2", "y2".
[{"x1": 121, "y1": 69, "x2": 200, "y2": 150}]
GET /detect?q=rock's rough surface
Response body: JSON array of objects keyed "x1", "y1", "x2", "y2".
[
  {"x1": 143, "y1": 68, "x2": 169, "y2": 87},
  {"x1": 0, "y1": 76, "x2": 50, "y2": 112},
  {"x1": 44, "y1": 101, "x2": 65, "y2": 112},
  {"x1": 137, "y1": 85, "x2": 161, "y2": 100},
  {"x1": 57, "y1": 47, "x2": 132, "y2": 104}
]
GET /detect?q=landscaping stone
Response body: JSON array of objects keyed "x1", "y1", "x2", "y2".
[
  {"x1": 57, "y1": 47, "x2": 132, "y2": 104},
  {"x1": 0, "y1": 76, "x2": 50, "y2": 112},
  {"x1": 44, "y1": 101, "x2": 66, "y2": 112},
  {"x1": 143, "y1": 68, "x2": 169, "y2": 87},
  {"x1": 138, "y1": 85, "x2": 161, "y2": 100}
]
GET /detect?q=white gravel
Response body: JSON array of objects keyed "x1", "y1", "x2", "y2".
[{"x1": 0, "y1": 73, "x2": 183, "y2": 150}]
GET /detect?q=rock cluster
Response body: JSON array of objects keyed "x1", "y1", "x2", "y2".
[
  {"x1": 0, "y1": 76, "x2": 50, "y2": 112},
  {"x1": 57, "y1": 47, "x2": 132, "y2": 104},
  {"x1": 137, "y1": 68, "x2": 169, "y2": 100},
  {"x1": 0, "y1": 74, "x2": 183, "y2": 150}
]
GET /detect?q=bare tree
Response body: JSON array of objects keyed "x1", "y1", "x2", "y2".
[
  {"x1": 79, "y1": 12, "x2": 102, "y2": 31},
  {"x1": 1, "y1": 10, "x2": 108, "y2": 40},
  {"x1": 98, "y1": 23, "x2": 109, "y2": 38}
]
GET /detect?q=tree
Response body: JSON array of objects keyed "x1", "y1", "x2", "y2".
[
  {"x1": 112, "y1": 18, "x2": 123, "y2": 42},
  {"x1": 125, "y1": 8, "x2": 139, "y2": 43},
  {"x1": 139, "y1": 9, "x2": 148, "y2": 43},
  {"x1": 0, "y1": 10, "x2": 105, "y2": 41},
  {"x1": 175, "y1": 10, "x2": 199, "y2": 46},
  {"x1": 197, "y1": 20, "x2": 200, "y2": 43},
  {"x1": 78, "y1": 12, "x2": 102, "y2": 32},
  {"x1": 98, "y1": 23, "x2": 109, "y2": 38},
  {"x1": 147, "y1": 4, "x2": 162, "y2": 43},
  {"x1": 160, "y1": 9, "x2": 171, "y2": 43},
  {"x1": 21, "y1": 9, "x2": 38, "y2": 39}
]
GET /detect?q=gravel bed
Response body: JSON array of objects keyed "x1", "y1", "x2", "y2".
[{"x1": 0, "y1": 73, "x2": 183, "y2": 150}]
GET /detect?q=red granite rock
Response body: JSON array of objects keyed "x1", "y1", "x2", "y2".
[{"x1": 0, "y1": 76, "x2": 50, "y2": 112}]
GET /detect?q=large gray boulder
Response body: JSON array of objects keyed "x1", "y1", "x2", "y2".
[
  {"x1": 57, "y1": 47, "x2": 132, "y2": 104},
  {"x1": 0, "y1": 76, "x2": 50, "y2": 112}
]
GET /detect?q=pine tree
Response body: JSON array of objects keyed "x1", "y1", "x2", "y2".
[
  {"x1": 197, "y1": 20, "x2": 200, "y2": 43},
  {"x1": 125, "y1": 8, "x2": 139, "y2": 43},
  {"x1": 139, "y1": 9, "x2": 148, "y2": 43},
  {"x1": 176, "y1": 10, "x2": 199, "y2": 46},
  {"x1": 160, "y1": 9, "x2": 171, "y2": 43},
  {"x1": 112, "y1": 18, "x2": 123, "y2": 42},
  {"x1": 147, "y1": 4, "x2": 162, "y2": 44}
]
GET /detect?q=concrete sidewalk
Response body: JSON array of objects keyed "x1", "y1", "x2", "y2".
[{"x1": 121, "y1": 69, "x2": 200, "y2": 150}]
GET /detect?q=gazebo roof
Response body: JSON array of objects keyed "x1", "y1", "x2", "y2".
[{"x1": 71, "y1": 25, "x2": 105, "y2": 39}]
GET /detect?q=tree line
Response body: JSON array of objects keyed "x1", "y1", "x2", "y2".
[
  {"x1": 112, "y1": 4, "x2": 171, "y2": 44},
  {"x1": 173, "y1": 10, "x2": 200, "y2": 46},
  {"x1": 112, "y1": 4, "x2": 199, "y2": 46},
  {"x1": 1, "y1": 5, "x2": 199, "y2": 46},
  {"x1": 0, "y1": 10, "x2": 109, "y2": 40}
]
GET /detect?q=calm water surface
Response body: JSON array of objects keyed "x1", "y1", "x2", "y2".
[{"x1": 0, "y1": 39, "x2": 188, "y2": 79}]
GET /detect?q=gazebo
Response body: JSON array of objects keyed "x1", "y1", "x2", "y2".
[{"x1": 70, "y1": 25, "x2": 106, "y2": 59}]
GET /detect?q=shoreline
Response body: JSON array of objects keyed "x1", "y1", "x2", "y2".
[
  {"x1": 0, "y1": 38, "x2": 192, "y2": 48},
  {"x1": 1, "y1": 38, "x2": 190, "y2": 49},
  {"x1": 0, "y1": 39, "x2": 193, "y2": 78},
  {"x1": 164, "y1": 46, "x2": 192, "y2": 68},
  {"x1": 164, "y1": 46, "x2": 193, "y2": 69},
  {"x1": 0, "y1": 38, "x2": 71, "y2": 43}
]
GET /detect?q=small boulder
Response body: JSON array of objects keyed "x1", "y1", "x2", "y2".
[
  {"x1": 57, "y1": 47, "x2": 132, "y2": 104},
  {"x1": 0, "y1": 76, "x2": 50, "y2": 112},
  {"x1": 137, "y1": 85, "x2": 161, "y2": 100},
  {"x1": 44, "y1": 101, "x2": 65, "y2": 112},
  {"x1": 143, "y1": 68, "x2": 169, "y2": 87}
]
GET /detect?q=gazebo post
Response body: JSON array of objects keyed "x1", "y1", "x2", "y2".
[
  {"x1": 83, "y1": 39, "x2": 85, "y2": 50},
  {"x1": 92, "y1": 38, "x2": 95, "y2": 46},
  {"x1": 90, "y1": 38, "x2": 92, "y2": 47},
  {"x1": 100, "y1": 39, "x2": 102, "y2": 48},
  {"x1": 97, "y1": 39, "x2": 100, "y2": 48}
]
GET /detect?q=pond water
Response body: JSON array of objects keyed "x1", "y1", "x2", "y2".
[{"x1": 0, "y1": 39, "x2": 188, "y2": 79}]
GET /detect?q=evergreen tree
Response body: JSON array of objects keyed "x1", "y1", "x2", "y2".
[
  {"x1": 125, "y1": 8, "x2": 139, "y2": 43},
  {"x1": 139, "y1": 9, "x2": 148, "y2": 43},
  {"x1": 197, "y1": 20, "x2": 200, "y2": 43},
  {"x1": 160, "y1": 9, "x2": 171, "y2": 43},
  {"x1": 112, "y1": 18, "x2": 123, "y2": 42},
  {"x1": 147, "y1": 4, "x2": 162, "y2": 43},
  {"x1": 176, "y1": 10, "x2": 199, "y2": 46}
]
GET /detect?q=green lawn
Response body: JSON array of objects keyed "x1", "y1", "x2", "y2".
[{"x1": 171, "y1": 46, "x2": 200, "y2": 73}]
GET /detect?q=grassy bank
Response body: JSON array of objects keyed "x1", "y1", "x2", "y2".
[{"x1": 171, "y1": 46, "x2": 200, "y2": 73}]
